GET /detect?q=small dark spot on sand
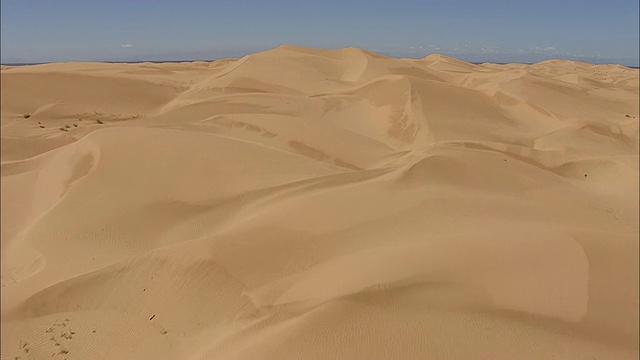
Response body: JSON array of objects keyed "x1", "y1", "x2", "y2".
[
  {"x1": 149, "y1": 314, "x2": 156, "y2": 321},
  {"x1": 584, "y1": 173, "x2": 588, "y2": 178},
  {"x1": 23, "y1": 114, "x2": 31, "y2": 119}
]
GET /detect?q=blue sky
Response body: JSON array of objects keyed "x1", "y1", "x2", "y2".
[{"x1": 1, "y1": 0, "x2": 638, "y2": 65}]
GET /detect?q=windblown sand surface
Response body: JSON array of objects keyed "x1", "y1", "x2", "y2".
[{"x1": 1, "y1": 45, "x2": 638, "y2": 360}]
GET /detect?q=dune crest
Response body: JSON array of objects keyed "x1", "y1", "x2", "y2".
[{"x1": 2, "y1": 46, "x2": 638, "y2": 360}]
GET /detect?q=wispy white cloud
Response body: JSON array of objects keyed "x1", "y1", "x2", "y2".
[
  {"x1": 533, "y1": 46, "x2": 559, "y2": 53},
  {"x1": 121, "y1": 43, "x2": 134, "y2": 48}
]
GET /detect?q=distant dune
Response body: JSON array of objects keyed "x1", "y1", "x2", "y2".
[{"x1": 2, "y1": 45, "x2": 638, "y2": 360}]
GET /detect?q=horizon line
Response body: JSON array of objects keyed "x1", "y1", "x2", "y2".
[
  {"x1": 3, "y1": 58, "x2": 639, "y2": 70},
  {"x1": 2, "y1": 46, "x2": 639, "y2": 68}
]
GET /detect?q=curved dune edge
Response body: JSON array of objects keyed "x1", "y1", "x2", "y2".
[{"x1": 2, "y1": 46, "x2": 638, "y2": 360}]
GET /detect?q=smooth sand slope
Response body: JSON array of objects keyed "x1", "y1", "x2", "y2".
[{"x1": 1, "y1": 45, "x2": 638, "y2": 360}]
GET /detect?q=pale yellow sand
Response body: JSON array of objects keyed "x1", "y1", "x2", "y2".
[{"x1": 1, "y1": 46, "x2": 638, "y2": 360}]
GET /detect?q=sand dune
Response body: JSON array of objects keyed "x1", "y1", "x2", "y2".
[{"x1": 2, "y1": 45, "x2": 638, "y2": 360}]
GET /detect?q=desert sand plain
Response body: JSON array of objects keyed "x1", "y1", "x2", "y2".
[{"x1": 1, "y1": 45, "x2": 639, "y2": 359}]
